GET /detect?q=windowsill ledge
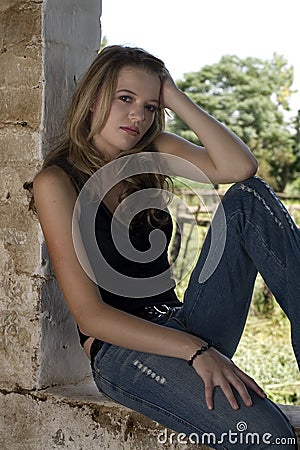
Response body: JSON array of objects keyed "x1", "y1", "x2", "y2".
[
  {"x1": 2, "y1": 376, "x2": 299, "y2": 449},
  {"x1": 45, "y1": 377, "x2": 300, "y2": 448}
]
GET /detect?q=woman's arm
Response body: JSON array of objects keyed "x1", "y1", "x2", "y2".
[
  {"x1": 33, "y1": 166, "x2": 206, "y2": 358},
  {"x1": 155, "y1": 74, "x2": 258, "y2": 184},
  {"x1": 33, "y1": 166, "x2": 265, "y2": 409}
]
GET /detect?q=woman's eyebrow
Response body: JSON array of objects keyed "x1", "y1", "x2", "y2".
[{"x1": 116, "y1": 89, "x2": 159, "y2": 104}]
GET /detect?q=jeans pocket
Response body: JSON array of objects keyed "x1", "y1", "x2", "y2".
[{"x1": 92, "y1": 342, "x2": 113, "y2": 373}]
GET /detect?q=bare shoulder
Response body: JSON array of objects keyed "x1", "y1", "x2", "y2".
[
  {"x1": 33, "y1": 165, "x2": 78, "y2": 217},
  {"x1": 33, "y1": 165, "x2": 77, "y2": 199},
  {"x1": 33, "y1": 165, "x2": 71, "y2": 190}
]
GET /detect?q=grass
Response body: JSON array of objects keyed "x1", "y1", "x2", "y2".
[
  {"x1": 233, "y1": 281, "x2": 299, "y2": 405},
  {"x1": 171, "y1": 220, "x2": 300, "y2": 406}
]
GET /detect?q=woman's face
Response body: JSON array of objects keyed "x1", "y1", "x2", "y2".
[{"x1": 91, "y1": 66, "x2": 161, "y2": 159}]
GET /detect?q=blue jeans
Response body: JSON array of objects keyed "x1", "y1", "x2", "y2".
[{"x1": 92, "y1": 177, "x2": 299, "y2": 449}]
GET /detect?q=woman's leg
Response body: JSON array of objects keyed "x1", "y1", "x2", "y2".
[
  {"x1": 90, "y1": 177, "x2": 298, "y2": 449},
  {"x1": 92, "y1": 336, "x2": 297, "y2": 449},
  {"x1": 176, "y1": 176, "x2": 300, "y2": 367}
]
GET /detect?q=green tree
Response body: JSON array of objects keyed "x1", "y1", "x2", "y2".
[
  {"x1": 167, "y1": 54, "x2": 297, "y2": 191},
  {"x1": 99, "y1": 35, "x2": 108, "y2": 52},
  {"x1": 288, "y1": 110, "x2": 300, "y2": 192}
]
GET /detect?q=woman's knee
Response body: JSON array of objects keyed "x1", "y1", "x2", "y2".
[
  {"x1": 227, "y1": 176, "x2": 269, "y2": 198},
  {"x1": 236, "y1": 395, "x2": 297, "y2": 449}
]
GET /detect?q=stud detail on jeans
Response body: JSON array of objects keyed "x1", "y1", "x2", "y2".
[
  {"x1": 240, "y1": 184, "x2": 284, "y2": 229},
  {"x1": 132, "y1": 359, "x2": 167, "y2": 385},
  {"x1": 253, "y1": 177, "x2": 295, "y2": 231}
]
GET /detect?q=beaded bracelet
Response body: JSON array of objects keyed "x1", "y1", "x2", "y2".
[{"x1": 188, "y1": 341, "x2": 213, "y2": 366}]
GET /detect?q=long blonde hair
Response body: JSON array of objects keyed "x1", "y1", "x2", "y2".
[{"x1": 25, "y1": 45, "x2": 171, "y2": 222}]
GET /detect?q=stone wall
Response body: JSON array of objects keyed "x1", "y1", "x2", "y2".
[
  {"x1": 0, "y1": 0, "x2": 102, "y2": 392},
  {"x1": 0, "y1": 0, "x2": 43, "y2": 392}
]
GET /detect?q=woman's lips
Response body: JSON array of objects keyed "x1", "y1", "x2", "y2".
[{"x1": 120, "y1": 126, "x2": 140, "y2": 136}]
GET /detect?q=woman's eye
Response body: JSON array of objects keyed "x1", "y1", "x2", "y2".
[
  {"x1": 119, "y1": 95, "x2": 132, "y2": 102},
  {"x1": 145, "y1": 104, "x2": 157, "y2": 113}
]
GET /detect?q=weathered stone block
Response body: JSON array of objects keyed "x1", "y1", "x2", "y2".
[
  {"x1": 0, "y1": 50, "x2": 42, "y2": 88},
  {"x1": 0, "y1": 85, "x2": 42, "y2": 126},
  {"x1": 0, "y1": 1, "x2": 42, "y2": 59},
  {"x1": 0, "y1": 381, "x2": 213, "y2": 450},
  {"x1": 0, "y1": 126, "x2": 40, "y2": 162},
  {"x1": 0, "y1": 309, "x2": 40, "y2": 390},
  {"x1": 0, "y1": 164, "x2": 40, "y2": 271},
  {"x1": 1, "y1": 380, "x2": 299, "y2": 450}
]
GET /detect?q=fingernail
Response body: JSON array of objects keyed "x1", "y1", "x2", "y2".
[{"x1": 247, "y1": 398, "x2": 252, "y2": 406}]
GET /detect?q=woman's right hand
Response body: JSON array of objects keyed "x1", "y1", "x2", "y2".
[{"x1": 191, "y1": 346, "x2": 266, "y2": 410}]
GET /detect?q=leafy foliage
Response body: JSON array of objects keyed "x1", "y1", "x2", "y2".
[
  {"x1": 289, "y1": 110, "x2": 300, "y2": 192},
  {"x1": 99, "y1": 35, "x2": 108, "y2": 52},
  {"x1": 167, "y1": 54, "x2": 299, "y2": 192}
]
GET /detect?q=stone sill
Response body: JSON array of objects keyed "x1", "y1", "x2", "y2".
[
  {"x1": 2, "y1": 377, "x2": 299, "y2": 449},
  {"x1": 44, "y1": 377, "x2": 299, "y2": 449}
]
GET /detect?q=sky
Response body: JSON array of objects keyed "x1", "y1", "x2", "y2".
[{"x1": 101, "y1": 0, "x2": 299, "y2": 117}]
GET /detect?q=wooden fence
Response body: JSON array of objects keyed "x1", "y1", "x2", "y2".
[
  {"x1": 170, "y1": 188, "x2": 300, "y2": 267},
  {"x1": 175, "y1": 188, "x2": 300, "y2": 228}
]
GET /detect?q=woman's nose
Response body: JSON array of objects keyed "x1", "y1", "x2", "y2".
[{"x1": 129, "y1": 105, "x2": 145, "y2": 122}]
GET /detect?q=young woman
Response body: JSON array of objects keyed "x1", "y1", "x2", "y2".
[{"x1": 30, "y1": 45, "x2": 299, "y2": 448}]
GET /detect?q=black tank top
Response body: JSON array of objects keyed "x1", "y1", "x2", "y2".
[{"x1": 54, "y1": 159, "x2": 180, "y2": 345}]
